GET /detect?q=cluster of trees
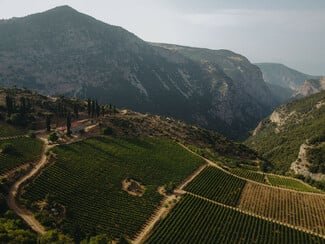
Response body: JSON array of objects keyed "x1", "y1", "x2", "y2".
[
  {"x1": 87, "y1": 99, "x2": 117, "y2": 118},
  {"x1": 5, "y1": 95, "x2": 33, "y2": 125}
]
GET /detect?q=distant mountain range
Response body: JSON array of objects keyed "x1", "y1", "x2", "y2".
[
  {"x1": 0, "y1": 6, "x2": 280, "y2": 139},
  {"x1": 255, "y1": 63, "x2": 323, "y2": 102}
]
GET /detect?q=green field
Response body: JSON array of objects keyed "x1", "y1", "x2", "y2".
[
  {"x1": 0, "y1": 137, "x2": 43, "y2": 175},
  {"x1": 229, "y1": 168, "x2": 267, "y2": 184},
  {"x1": 184, "y1": 166, "x2": 246, "y2": 206},
  {"x1": 267, "y1": 175, "x2": 321, "y2": 193},
  {"x1": 22, "y1": 137, "x2": 203, "y2": 239},
  {"x1": 0, "y1": 121, "x2": 26, "y2": 137},
  {"x1": 146, "y1": 194, "x2": 324, "y2": 243}
]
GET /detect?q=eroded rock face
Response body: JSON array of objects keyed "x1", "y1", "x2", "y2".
[{"x1": 293, "y1": 77, "x2": 325, "y2": 98}]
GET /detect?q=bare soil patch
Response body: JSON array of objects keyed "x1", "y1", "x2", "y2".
[{"x1": 122, "y1": 178, "x2": 145, "y2": 196}]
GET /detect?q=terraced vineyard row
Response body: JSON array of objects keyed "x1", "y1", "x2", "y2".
[
  {"x1": 0, "y1": 137, "x2": 43, "y2": 175},
  {"x1": 146, "y1": 194, "x2": 323, "y2": 243},
  {"x1": 228, "y1": 167, "x2": 267, "y2": 183},
  {"x1": 238, "y1": 182, "x2": 325, "y2": 235},
  {"x1": 184, "y1": 166, "x2": 246, "y2": 206},
  {"x1": 22, "y1": 137, "x2": 203, "y2": 239},
  {"x1": 266, "y1": 174, "x2": 321, "y2": 193}
]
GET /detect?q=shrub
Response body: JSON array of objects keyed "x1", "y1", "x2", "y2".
[{"x1": 48, "y1": 132, "x2": 58, "y2": 142}]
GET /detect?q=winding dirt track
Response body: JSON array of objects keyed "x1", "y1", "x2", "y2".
[{"x1": 6, "y1": 136, "x2": 51, "y2": 235}]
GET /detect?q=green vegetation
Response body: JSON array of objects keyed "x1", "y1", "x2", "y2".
[
  {"x1": 228, "y1": 168, "x2": 267, "y2": 184},
  {"x1": 0, "y1": 121, "x2": 25, "y2": 137},
  {"x1": 0, "y1": 194, "x2": 37, "y2": 243},
  {"x1": 246, "y1": 90, "x2": 325, "y2": 173},
  {"x1": 267, "y1": 175, "x2": 321, "y2": 193},
  {"x1": 22, "y1": 137, "x2": 203, "y2": 240},
  {"x1": 184, "y1": 166, "x2": 246, "y2": 206},
  {"x1": 0, "y1": 137, "x2": 43, "y2": 175},
  {"x1": 146, "y1": 194, "x2": 323, "y2": 243},
  {"x1": 307, "y1": 144, "x2": 325, "y2": 173}
]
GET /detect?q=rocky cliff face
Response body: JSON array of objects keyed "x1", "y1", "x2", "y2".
[
  {"x1": 256, "y1": 63, "x2": 315, "y2": 91},
  {"x1": 246, "y1": 90, "x2": 325, "y2": 172},
  {"x1": 293, "y1": 77, "x2": 325, "y2": 98},
  {"x1": 0, "y1": 6, "x2": 276, "y2": 139}
]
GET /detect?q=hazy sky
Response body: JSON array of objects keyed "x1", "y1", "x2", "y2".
[{"x1": 0, "y1": 0, "x2": 324, "y2": 75}]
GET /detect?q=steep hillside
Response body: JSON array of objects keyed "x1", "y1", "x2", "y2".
[
  {"x1": 246, "y1": 91, "x2": 325, "y2": 176},
  {"x1": 256, "y1": 63, "x2": 315, "y2": 91},
  {"x1": 151, "y1": 43, "x2": 277, "y2": 138},
  {"x1": 255, "y1": 63, "x2": 322, "y2": 103},
  {"x1": 293, "y1": 77, "x2": 325, "y2": 98},
  {"x1": 0, "y1": 6, "x2": 276, "y2": 139},
  {"x1": 1, "y1": 87, "x2": 324, "y2": 243}
]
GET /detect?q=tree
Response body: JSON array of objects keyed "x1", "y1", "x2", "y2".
[
  {"x1": 95, "y1": 100, "x2": 100, "y2": 118},
  {"x1": 5, "y1": 96, "x2": 13, "y2": 117},
  {"x1": 87, "y1": 99, "x2": 91, "y2": 117},
  {"x1": 66, "y1": 112, "x2": 71, "y2": 136},
  {"x1": 46, "y1": 115, "x2": 51, "y2": 132},
  {"x1": 91, "y1": 100, "x2": 95, "y2": 118},
  {"x1": 73, "y1": 103, "x2": 79, "y2": 119}
]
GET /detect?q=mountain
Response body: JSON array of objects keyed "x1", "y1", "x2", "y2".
[
  {"x1": 293, "y1": 77, "x2": 325, "y2": 98},
  {"x1": 0, "y1": 5, "x2": 276, "y2": 139},
  {"x1": 256, "y1": 63, "x2": 316, "y2": 91},
  {"x1": 245, "y1": 90, "x2": 325, "y2": 176},
  {"x1": 255, "y1": 63, "x2": 320, "y2": 103}
]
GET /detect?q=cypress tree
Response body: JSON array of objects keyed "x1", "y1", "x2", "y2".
[
  {"x1": 66, "y1": 112, "x2": 71, "y2": 136},
  {"x1": 46, "y1": 115, "x2": 51, "y2": 132}
]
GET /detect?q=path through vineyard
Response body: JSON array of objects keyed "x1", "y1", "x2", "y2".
[
  {"x1": 5, "y1": 120, "x2": 99, "y2": 235},
  {"x1": 6, "y1": 134, "x2": 50, "y2": 235},
  {"x1": 133, "y1": 161, "x2": 208, "y2": 243}
]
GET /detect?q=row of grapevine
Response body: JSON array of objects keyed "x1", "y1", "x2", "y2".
[
  {"x1": 228, "y1": 167, "x2": 267, "y2": 183},
  {"x1": 267, "y1": 174, "x2": 321, "y2": 193},
  {"x1": 184, "y1": 166, "x2": 246, "y2": 206},
  {"x1": 146, "y1": 194, "x2": 323, "y2": 243},
  {"x1": 0, "y1": 137, "x2": 43, "y2": 175},
  {"x1": 238, "y1": 182, "x2": 325, "y2": 235},
  {"x1": 22, "y1": 137, "x2": 203, "y2": 239}
]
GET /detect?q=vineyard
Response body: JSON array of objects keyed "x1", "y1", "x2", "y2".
[
  {"x1": 22, "y1": 137, "x2": 203, "y2": 239},
  {"x1": 146, "y1": 194, "x2": 323, "y2": 243},
  {"x1": 228, "y1": 167, "x2": 267, "y2": 183},
  {"x1": 0, "y1": 137, "x2": 43, "y2": 175},
  {"x1": 0, "y1": 121, "x2": 25, "y2": 137},
  {"x1": 238, "y1": 182, "x2": 325, "y2": 235},
  {"x1": 267, "y1": 174, "x2": 321, "y2": 193},
  {"x1": 184, "y1": 166, "x2": 246, "y2": 206}
]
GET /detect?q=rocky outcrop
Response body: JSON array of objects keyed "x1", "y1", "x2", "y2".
[{"x1": 293, "y1": 77, "x2": 325, "y2": 98}]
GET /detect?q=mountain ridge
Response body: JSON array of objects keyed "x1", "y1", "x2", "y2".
[{"x1": 0, "y1": 5, "x2": 276, "y2": 139}]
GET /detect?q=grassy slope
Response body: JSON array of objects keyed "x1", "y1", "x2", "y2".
[
  {"x1": 22, "y1": 137, "x2": 203, "y2": 239},
  {"x1": 245, "y1": 91, "x2": 325, "y2": 173}
]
